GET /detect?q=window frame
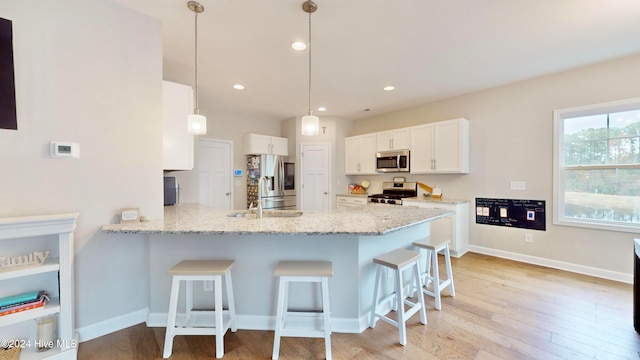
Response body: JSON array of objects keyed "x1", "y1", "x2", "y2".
[{"x1": 553, "y1": 97, "x2": 640, "y2": 233}]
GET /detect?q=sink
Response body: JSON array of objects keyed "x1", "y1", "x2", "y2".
[
  {"x1": 262, "y1": 211, "x2": 303, "y2": 218},
  {"x1": 227, "y1": 211, "x2": 303, "y2": 218}
]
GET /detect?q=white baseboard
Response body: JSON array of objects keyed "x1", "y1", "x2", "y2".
[
  {"x1": 468, "y1": 245, "x2": 633, "y2": 284},
  {"x1": 148, "y1": 312, "x2": 364, "y2": 334},
  {"x1": 76, "y1": 308, "x2": 148, "y2": 342}
]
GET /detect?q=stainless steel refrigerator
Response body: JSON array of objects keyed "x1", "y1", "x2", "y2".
[{"x1": 247, "y1": 155, "x2": 296, "y2": 210}]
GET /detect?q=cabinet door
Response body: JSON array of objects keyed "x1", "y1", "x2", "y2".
[
  {"x1": 376, "y1": 129, "x2": 411, "y2": 151},
  {"x1": 244, "y1": 133, "x2": 271, "y2": 155},
  {"x1": 270, "y1": 136, "x2": 288, "y2": 156},
  {"x1": 163, "y1": 81, "x2": 194, "y2": 170},
  {"x1": 376, "y1": 132, "x2": 394, "y2": 151},
  {"x1": 346, "y1": 134, "x2": 377, "y2": 175},
  {"x1": 433, "y1": 118, "x2": 469, "y2": 173},
  {"x1": 336, "y1": 196, "x2": 367, "y2": 208},
  {"x1": 402, "y1": 201, "x2": 454, "y2": 251},
  {"x1": 402, "y1": 200, "x2": 468, "y2": 257},
  {"x1": 409, "y1": 124, "x2": 435, "y2": 174},
  {"x1": 391, "y1": 129, "x2": 411, "y2": 150},
  {"x1": 345, "y1": 137, "x2": 360, "y2": 174},
  {"x1": 358, "y1": 134, "x2": 377, "y2": 174},
  {"x1": 430, "y1": 216, "x2": 456, "y2": 252}
]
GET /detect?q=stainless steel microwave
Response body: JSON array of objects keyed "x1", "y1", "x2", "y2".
[{"x1": 376, "y1": 149, "x2": 410, "y2": 172}]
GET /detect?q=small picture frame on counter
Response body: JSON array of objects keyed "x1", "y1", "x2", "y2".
[{"x1": 120, "y1": 208, "x2": 140, "y2": 224}]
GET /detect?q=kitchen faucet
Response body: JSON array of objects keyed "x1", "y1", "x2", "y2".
[{"x1": 257, "y1": 176, "x2": 266, "y2": 219}]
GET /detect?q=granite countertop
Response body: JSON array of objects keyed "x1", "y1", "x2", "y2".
[
  {"x1": 101, "y1": 203, "x2": 454, "y2": 236},
  {"x1": 402, "y1": 196, "x2": 469, "y2": 205}
]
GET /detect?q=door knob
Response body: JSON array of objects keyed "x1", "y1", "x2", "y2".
[{"x1": 225, "y1": 192, "x2": 231, "y2": 196}]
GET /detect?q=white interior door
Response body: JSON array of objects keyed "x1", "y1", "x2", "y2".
[
  {"x1": 300, "y1": 143, "x2": 331, "y2": 211},
  {"x1": 198, "y1": 139, "x2": 233, "y2": 209}
]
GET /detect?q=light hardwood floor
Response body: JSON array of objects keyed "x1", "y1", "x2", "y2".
[{"x1": 77, "y1": 252, "x2": 640, "y2": 359}]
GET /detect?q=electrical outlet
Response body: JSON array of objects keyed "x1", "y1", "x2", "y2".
[
  {"x1": 525, "y1": 233, "x2": 534, "y2": 243},
  {"x1": 510, "y1": 181, "x2": 526, "y2": 190},
  {"x1": 203, "y1": 280, "x2": 213, "y2": 292}
]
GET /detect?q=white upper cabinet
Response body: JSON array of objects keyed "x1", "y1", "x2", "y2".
[
  {"x1": 376, "y1": 128, "x2": 411, "y2": 151},
  {"x1": 345, "y1": 134, "x2": 377, "y2": 175},
  {"x1": 410, "y1": 118, "x2": 469, "y2": 174},
  {"x1": 163, "y1": 81, "x2": 194, "y2": 170},
  {"x1": 410, "y1": 124, "x2": 435, "y2": 173},
  {"x1": 244, "y1": 133, "x2": 288, "y2": 156}
]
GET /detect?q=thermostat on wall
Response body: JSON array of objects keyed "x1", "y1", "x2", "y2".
[{"x1": 50, "y1": 141, "x2": 80, "y2": 158}]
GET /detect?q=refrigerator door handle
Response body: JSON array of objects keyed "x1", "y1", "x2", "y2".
[{"x1": 279, "y1": 158, "x2": 285, "y2": 193}]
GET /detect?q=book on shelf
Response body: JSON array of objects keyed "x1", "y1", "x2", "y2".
[
  {"x1": 0, "y1": 290, "x2": 40, "y2": 308},
  {"x1": 0, "y1": 291, "x2": 49, "y2": 317}
]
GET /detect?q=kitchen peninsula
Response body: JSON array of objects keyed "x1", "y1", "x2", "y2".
[{"x1": 102, "y1": 204, "x2": 453, "y2": 333}]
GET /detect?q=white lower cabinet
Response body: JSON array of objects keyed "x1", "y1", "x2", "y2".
[
  {"x1": 403, "y1": 199, "x2": 469, "y2": 257},
  {"x1": 336, "y1": 195, "x2": 368, "y2": 209},
  {"x1": 0, "y1": 213, "x2": 78, "y2": 360}
]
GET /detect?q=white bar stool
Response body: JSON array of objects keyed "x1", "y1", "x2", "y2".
[
  {"x1": 163, "y1": 259, "x2": 237, "y2": 359},
  {"x1": 412, "y1": 237, "x2": 455, "y2": 310},
  {"x1": 369, "y1": 248, "x2": 427, "y2": 346},
  {"x1": 272, "y1": 260, "x2": 333, "y2": 360}
]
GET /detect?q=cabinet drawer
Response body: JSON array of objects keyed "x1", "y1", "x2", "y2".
[{"x1": 337, "y1": 196, "x2": 367, "y2": 206}]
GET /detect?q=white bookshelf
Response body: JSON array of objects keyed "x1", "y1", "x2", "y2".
[{"x1": 0, "y1": 213, "x2": 78, "y2": 360}]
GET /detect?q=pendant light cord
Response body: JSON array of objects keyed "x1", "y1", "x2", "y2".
[
  {"x1": 194, "y1": 10, "x2": 200, "y2": 114},
  {"x1": 307, "y1": 9, "x2": 312, "y2": 116}
]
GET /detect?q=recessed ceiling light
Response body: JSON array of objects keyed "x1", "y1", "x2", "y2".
[
  {"x1": 317, "y1": 106, "x2": 326, "y2": 112},
  {"x1": 291, "y1": 41, "x2": 307, "y2": 51},
  {"x1": 383, "y1": 85, "x2": 395, "y2": 91},
  {"x1": 233, "y1": 84, "x2": 245, "y2": 90}
]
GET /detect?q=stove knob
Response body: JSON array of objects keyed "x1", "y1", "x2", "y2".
[{"x1": 387, "y1": 199, "x2": 396, "y2": 205}]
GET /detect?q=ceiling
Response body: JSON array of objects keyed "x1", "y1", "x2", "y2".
[{"x1": 111, "y1": 0, "x2": 640, "y2": 122}]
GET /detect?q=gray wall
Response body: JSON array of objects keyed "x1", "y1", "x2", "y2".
[
  {"x1": 167, "y1": 110, "x2": 284, "y2": 209},
  {"x1": 350, "y1": 54, "x2": 640, "y2": 278},
  {"x1": 0, "y1": 0, "x2": 162, "y2": 338}
]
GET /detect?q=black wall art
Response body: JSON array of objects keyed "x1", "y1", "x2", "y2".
[
  {"x1": 0, "y1": 17, "x2": 17, "y2": 130},
  {"x1": 475, "y1": 198, "x2": 546, "y2": 231}
]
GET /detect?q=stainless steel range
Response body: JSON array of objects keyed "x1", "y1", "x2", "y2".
[{"x1": 368, "y1": 181, "x2": 417, "y2": 205}]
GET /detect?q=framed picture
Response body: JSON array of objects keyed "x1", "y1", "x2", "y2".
[{"x1": 0, "y1": 17, "x2": 17, "y2": 130}]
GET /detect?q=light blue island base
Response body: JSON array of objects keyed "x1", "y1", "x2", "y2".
[
  {"x1": 102, "y1": 204, "x2": 452, "y2": 334},
  {"x1": 145, "y1": 223, "x2": 429, "y2": 333}
]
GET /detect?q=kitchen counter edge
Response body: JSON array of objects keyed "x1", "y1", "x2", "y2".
[{"x1": 101, "y1": 203, "x2": 454, "y2": 236}]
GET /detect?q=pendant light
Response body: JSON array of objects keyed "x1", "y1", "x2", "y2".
[
  {"x1": 187, "y1": 1, "x2": 207, "y2": 135},
  {"x1": 301, "y1": 0, "x2": 319, "y2": 136}
]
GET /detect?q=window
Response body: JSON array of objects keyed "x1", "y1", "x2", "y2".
[{"x1": 553, "y1": 98, "x2": 640, "y2": 233}]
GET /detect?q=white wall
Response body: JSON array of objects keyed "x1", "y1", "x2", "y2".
[
  {"x1": 286, "y1": 116, "x2": 352, "y2": 209},
  {"x1": 0, "y1": 0, "x2": 162, "y2": 338},
  {"x1": 351, "y1": 54, "x2": 640, "y2": 279}
]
